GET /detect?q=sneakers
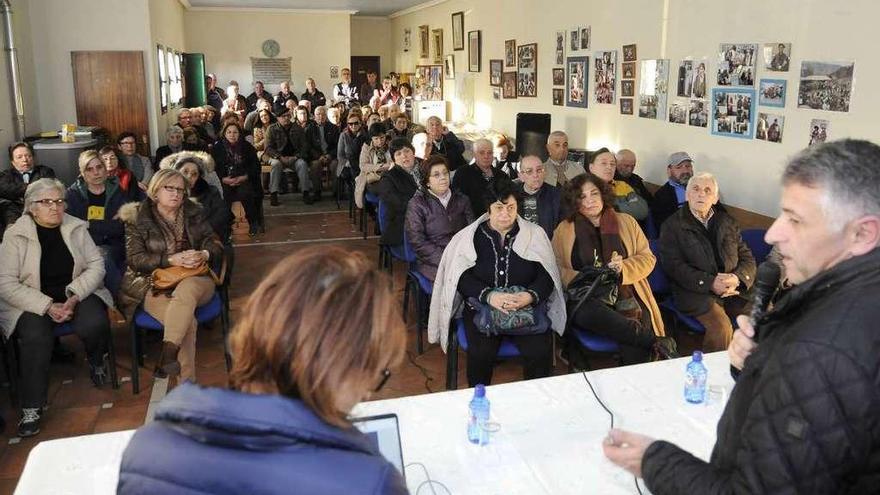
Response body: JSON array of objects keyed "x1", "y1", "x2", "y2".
[
  {"x1": 652, "y1": 336, "x2": 681, "y2": 360},
  {"x1": 18, "y1": 408, "x2": 41, "y2": 438}
]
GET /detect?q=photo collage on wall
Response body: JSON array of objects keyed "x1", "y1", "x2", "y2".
[
  {"x1": 551, "y1": 30, "x2": 567, "y2": 105},
  {"x1": 638, "y1": 59, "x2": 669, "y2": 121},
  {"x1": 669, "y1": 58, "x2": 708, "y2": 127},
  {"x1": 594, "y1": 50, "x2": 617, "y2": 104},
  {"x1": 619, "y1": 43, "x2": 636, "y2": 114}
]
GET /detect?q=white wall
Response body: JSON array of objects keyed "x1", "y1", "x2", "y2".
[
  {"x1": 184, "y1": 10, "x2": 351, "y2": 99},
  {"x1": 351, "y1": 16, "x2": 393, "y2": 76},
  {"x1": 149, "y1": 0, "x2": 187, "y2": 148},
  {"x1": 0, "y1": 0, "x2": 39, "y2": 163},
  {"x1": 390, "y1": 0, "x2": 880, "y2": 217}
]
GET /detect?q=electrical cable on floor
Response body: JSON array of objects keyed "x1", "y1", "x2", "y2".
[
  {"x1": 406, "y1": 462, "x2": 451, "y2": 495},
  {"x1": 405, "y1": 349, "x2": 435, "y2": 394}
]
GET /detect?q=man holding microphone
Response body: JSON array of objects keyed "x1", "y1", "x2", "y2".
[{"x1": 604, "y1": 140, "x2": 880, "y2": 494}]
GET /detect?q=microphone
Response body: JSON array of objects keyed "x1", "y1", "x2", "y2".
[{"x1": 749, "y1": 261, "x2": 782, "y2": 340}]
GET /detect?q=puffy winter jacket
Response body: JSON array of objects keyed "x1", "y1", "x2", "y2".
[{"x1": 404, "y1": 189, "x2": 473, "y2": 282}]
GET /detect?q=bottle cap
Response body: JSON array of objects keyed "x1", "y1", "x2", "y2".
[
  {"x1": 474, "y1": 384, "x2": 485, "y2": 397},
  {"x1": 692, "y1": 350, "x2": 703, "y2": 362}
]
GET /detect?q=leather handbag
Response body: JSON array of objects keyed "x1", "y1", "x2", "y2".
[
  {"x1": 151, "y1": 262, "x2": 219, "y2": 291},
  {"x1": 468, "y1": 286, "x2": 550, "y2": 336},
  {"x1": 565, "y1": 266, "x2": 619, "y2": 316}
]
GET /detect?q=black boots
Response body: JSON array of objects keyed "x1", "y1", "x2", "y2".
[
  {"x1": 154, "y1": 341, "x2": 181, "y2": 379},
  {"x1": 270, "y1": 192, "x2": 279, "y2": 206}
]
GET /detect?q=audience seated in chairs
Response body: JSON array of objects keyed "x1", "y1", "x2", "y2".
[
  {"x1": 245, "y1": 80, "x2": 270, "y2": 113},
  {"x1": 375, "y1": 138, "x2": 419, "y2": 247},
  {"x1": 118, "y1": 247, "x2": 408, "y2": 494},
  {"x1": 221, "y1": 81, "x2": 248, "y2": 123},
  {"x1": 264, "y1": 108, "x2": 308, "y2": 206},
  {"x1": 251, "y1": 108, "x2": 273, "y2": 158},
  {"x1": 493, "y1": 134, "x2": 519, "y2": 176},
  {"x1": 405, "y1": 155, "x2": 474, "y2": 282},
  {"x1": 307, "y1": 105, "x2": 341, "y2": 190},
  {"x1": 614, "y1": 149, "x2": 653, "y2": 208},
  {"x1": 200, "y1": 105, "x2": 219, "y2": 142},
  {"x1": 658, "y1": 171, "x2": 756, "y2": 352},
  {"x1": 355, "y1": 122, "x2": 392, "y2": 209},
  {"x1": 116, "y1": 132, "x2": 153, "y2": 189},
  {"x1": 543, "y1": 131, "x2": 585, "y2": 187},
  {"x1": 653, "y1": 151, "x2": 694, "y2": 227},
  {"x1": 243, "y1": 97, "x2": 273, "y2": 135},
  {"x1": 117, "y1": 169, "x2": 224, "y2": 385},
  {"x1": 211, "y1": 121, "x2": 263, "y2": 235},
  {"x1": 0, "y1": 178, "x2": 114, "y2": 437},
  {"x1": 274, "y1": 80, "x2": 299, "y2": 115},
  {"x1": 300, "y1": 77, "x2": 327, "y2": 112},
  {"x1": 428, "y1": 179, "x2": 566, "y2": 386},
  {"x1": 425, "y1": 116, "x2": 466, "y2": 172},
  {"x1": 0, "y1": 142, "x2": 56, "y2": 232},
  {"x1": 154, "y1": 126, "x2": 186, "y2": 167},
  {"x1": 552, "y1": 173, "x2": 678, "y2": 366},
  {"x1": 337, "y1": 114, "x2": 364, "y2": 183},
  {"x1": 99, "y1": 146, "x2": 144, "y2": 202},
  {"x1": 293, "y1": 105, "x2": 324, "y2": 203},
  {"x1": 160, "y1": 151, "x2": 233, "y2": 242},
  {"x1": 515, "y1": 155, "x2": 562, "y2": 239},
  {"x1": 452, "y1": 138, "x2": 510, "y2": 217},
  {"x1": 66, "y1": 150, "x2": 133, "y2": 296},
  {"x1": 588, "y1": 147, "x2": 650, "y2": 222}
]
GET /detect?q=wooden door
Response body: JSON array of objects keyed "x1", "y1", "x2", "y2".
[
  {"x1": 71, "y1": 51, "x2": 150, "y2": 154},
  {"x1": 351, "y1": 56, "x2": 381, "y2": 88}
]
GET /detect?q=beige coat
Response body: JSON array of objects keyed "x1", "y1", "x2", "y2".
[
  {"x1": 551, "y1": 212, "x2": 665, "y2": 337},
  {"x1": 354, "y1": 145, "x2": 392, "y2": 209},
  {"x1": 428, "y1": 215, "x2": 567, "y2": 352},
  {"x1": 0, "y1": 213, "x2": 114, "y2": 338}
]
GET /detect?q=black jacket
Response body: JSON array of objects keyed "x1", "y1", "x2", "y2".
[
  {"x1": 210, "y1": 139, "x2": 262, "y2": 198},
  {"x1": 653, "y1": 181, "x2": 682, "y2": 227},
  {"x1": 658, "y1": 206, "x2": 756, "y2": 316},
  {"x1": 300, "y1": 90, "x2": 327, "y2": 111},
  {"x1": 191, "y1": 178, "x2": 232, "y2": 241},
  {"x1": 451, "y1": 164, "x2": 509, "y2": 217},
  {"x1": 375, "y1": 166, "x2": 418, "y2": 246},
  {"x1": 429, "y1": 132, "x2": 466, "y2": 171},
  {"x1": 515, "y1": 182, "x2": 562, "y2": 239},
  {"x1": 0, "y1": 165, "x2": 56, "y2": 225},
  {"x1": 643, "y1": 247, "x2": 880, "y2": 495},
  {"x1": 307, "y1": 122, "x2": 341, "y2": 159},
  {"x1": 273, "y1": 91, "x2": 298, "y2": 115}
]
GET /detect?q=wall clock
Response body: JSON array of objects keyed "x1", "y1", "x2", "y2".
[{"x1": 262, "y1": 39, "x2": 280, "y2": 58}]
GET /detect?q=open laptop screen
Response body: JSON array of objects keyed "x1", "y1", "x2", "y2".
[{"x1": 351, "y1": 413, "x2": 405, "y2": 479}]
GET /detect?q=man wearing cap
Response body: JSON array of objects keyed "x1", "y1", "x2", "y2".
[
  {"x1": 653, "y1": 151, "x2": 694, "y2": 226},
  {"x1": 543, "y1": 131, "x2": 586, "y2": 187},
  {"x1": 264, "y1": 108, "x2": 309, "y2": 206}
]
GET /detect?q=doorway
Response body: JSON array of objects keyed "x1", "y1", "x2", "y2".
[
  {"x1": 350, "y1": 56, "x2": 381, "y2": 88},
  {"x1": 71, "y1": 51, "x2": 150, "y2": 154}
]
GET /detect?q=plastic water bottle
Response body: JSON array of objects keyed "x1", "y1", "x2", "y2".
[
  {"x1": 684, "y1": 351, "x2": 708, "y2": 404},
  {"x1": 467, "y1": 384, "x2": 491, "y2": 444}
]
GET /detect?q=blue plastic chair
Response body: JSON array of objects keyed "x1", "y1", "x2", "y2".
[
  {"x1": 741, "y1": 229, "x2": 772, "y2": 265},
  {"x1": 360, "y1": 191, "x2": 381, "y2": 240},
  {"x1": 401, "y1": 231, "x2": 431, "y2": 354},
  {"x1": 129, "y1": 292, "x2": 229, "y2": 394},
  {"x1": 445, "y1": 318, "x2": 522, "y2": 390}
]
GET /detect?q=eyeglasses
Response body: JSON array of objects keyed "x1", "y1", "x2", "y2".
[
  {"x1": 374, "y1": 368, "x2": 392, "y2": 392},
  {"x1": 429, "y1": 171, "x2": 449, "y2": 179},
  {"x1": 348, "y1": 122, "x2": 361, "y2": 126},
  {"x1": 35, "y1": 199, "x2": 65, "y2": 208},
  {"x1": 162, "y1": 185, "x2": 186, "y2": 195},
  {"x1": 120, "y1": 140, "x2": 136, "y2": 146}
]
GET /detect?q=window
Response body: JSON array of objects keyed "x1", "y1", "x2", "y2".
[
  {"x1": 158, "y1": 46, "x2": 186, "y2": 114},
  {"x1": 158, "y1": 45, "x2": 168, "y2": 114},
  {"x1": 168, "y1": 49, "x2": 180, "y2": 105},
  {"x1": 176, "y1": 52, "x2": 186, "y2": 105}
]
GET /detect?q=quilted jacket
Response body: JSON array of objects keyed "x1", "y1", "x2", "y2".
[{"x1": 642, "y1": 247, "x2": 880, "y2": 494}]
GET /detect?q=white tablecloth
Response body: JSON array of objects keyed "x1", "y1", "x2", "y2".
[
  {"x1": 15, "y1": 353, "x2": 733, "y2": 494},
  {"x1": 354, "y1": 351, "x2": 735, "y2": 495}
]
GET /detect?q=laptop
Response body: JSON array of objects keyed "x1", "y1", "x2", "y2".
[{"x1": 352, "y1": 413, "x2": 406, "y2": 480}]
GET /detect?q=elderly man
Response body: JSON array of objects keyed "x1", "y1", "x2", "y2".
[
  {"x1": 425, "y1": 116, "x2": 466, "y2": 171},
  {"x1": 1, "y1": 142, "x2": 56, "y2": 229},
  {"x1": 205, "y1": 74, "x2": 225, "y2": 111},
  {"x1": 245, "y1": 81, "x2": 270, "y2": 113},
  {"x1": 306, "y1": 106, "x2": 341, "y2": 188},
  {"x1": 221, "y1": 81, "x2": 248, "y2": 122},
  {"x1": 614, "y1": 149, "x2": 652, "y2": 204},
  {"x1": 332, "y1": 68, "x2": 359, "y2": 107},
  {"x1": 243, "y1": 97, "x2": 272, "y2": 134},
  {"x1": 515, "y1": 155, "x2": 561, "y2": 238},
  {"x1": 451, "y1": 138, "x2": 509, "y2": 216},
  {"x1": 358, "y1": 69, "x2": 379, "y2": 106},
  {"x1": 543, "y1": 131, "x2": 585, "y2": 187},
  {"x1": 300, "y1": 78, "x2": 327, "y2": 114},
  {"x1": 658, "y1": 172, "x2": 755, "y2": 352},
  {"x1": 273, "y1": 80, "x2": 298, "y2": 115},
  {"x1": 606, "y1": 139, "x2": 880, "y2": 495},
  {"x1": 264, "y1": 109, "x2": 309, "y2": 206},
  {"x1": 653, "y1": 151, "x2": 694, "y2": 226}
]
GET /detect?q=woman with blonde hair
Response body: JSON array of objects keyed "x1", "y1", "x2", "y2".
[{"x1": 118, "y1": 246, "x2": 408, "y2": 494}]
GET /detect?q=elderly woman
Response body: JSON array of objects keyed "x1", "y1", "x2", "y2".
[
  {"x1": 0, "y1": 142, "x2": 56, "y2": 228},
  {"x1": 553, "y1": 173, "x2": 677, "y2": 366},
  {"x1": 118, "y1": 247, "x2": 408, "y2": 494},
  {"x1": 66, "y1": 150, "x2": 132, "y2": 296},
  {"x1": 0, "y1": 179, "x2": 114, "y2": 437},
  {"x1": 375, "y1": 138, "x2": 419, "y2": 247},
  {"x1": 354, "y1": 123, "x2": 392, "y2": 209},
  {"x1": 493, "y1": 135, "x2": 519, "y2": 176},
  {"x1": 405, "y1": 155, "x2": 473, "y2": 282},
  {"x1": 428, "y1": 179, "x2": 565, "y2": 386},
  {"x1": 588, "y1": 147, "x2": 649, "y2": 222},
  {"x1": 201, "y1": 105, "x2": 219, "y2": 140},
  {"x1": 116, "y1": 131, "x2": 153, "y2": 188},
  {"x1": 160, "y1": 151, "x2": 232, "y2": 241},
  {"x1": 118, "y1": 169, "x2": 223, "y2": 383},
  {"x1": 252, "y1": 108, "x2": 273, "y2": 158},
  {"x1": 336, "y1": 114, "x2": 364, "y2": 181},
  {"x1": 659, "y1": 172, "x2": 756, "y2": 352},
  {"x1": 99, "y1": 146, "x2": 143, "y2": 201},
  {"x1": 154, "y1": 126, "x2": 185, "y2": 166},
  {"x1": 210, "y1": 121, "x2": 263, "y2": 236}
]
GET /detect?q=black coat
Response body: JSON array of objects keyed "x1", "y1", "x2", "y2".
[
  {"x1": 658, "y1": 206, "x2": 756, "y2": 316},
  {"x1": 0, "y1": 165, "x2": 56, "y2": 225},
  {"x1": 375, "y1": 166, "x2": 418, "y2": 246},
  {"x1": 190, "y1": 178, "x2": 232, "y2": 241},
  {"x1": 210, "y1": 139, "x2": 262, "y2": 198},
  {"x1": 307, "y1": 122, "x2": 341, "y2": 159},
  {"x1": 273, "y1": 91, "x2": 298, "y2": 115},
  {"x1": 429, "y1": 132, "x2": 466, "y2": 171},
  {"x1": 653, "y1": 181, "x2": 681, "y2": 227},
  {"x1": 643, "y1": 247, "x2": 880, "y2": 495},
  {"x1": 451, "y1": 164, "x2": 509, "y2": 217},
  {"x1": 515, "y1": 182, "x2": 562, "y2": 239}
]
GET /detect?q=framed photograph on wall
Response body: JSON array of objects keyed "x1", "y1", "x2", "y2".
[
  {"x1": 638, "y1": 59, "x2": 670, "y2": 120},
  {"x1": 489, "y1": 59, "x2": 503, "y2": 86},
  {"x1": 431, "y1": 29, "x2": 443, "y2": 64},
  {"x1": 451, "y1": 11, "x2": 465, "y2": 51},
  {"x1": 711, "y1": 87, "x2": 756, "y2": 139},
  {"x1": 444, "y1": 55, "x2": 455, "y2": 79},
  {"x1": 756, "y1": 112, "x2": 784, "y2": 143},
  {"x1": 620, "y1": 98, "x2": 633, "y2": 114},
  {"x1": 622, "y1": 62, "x2": 636, "y2": 79},
  {"x1": 566, "y1": 56, "x2": 588, "y2": 108},
  {"x1": 798, "y1": 60, "x2": 854, "y2": 112},
  {"x1": 758, "y1": 78, "x2": 786, "y2": 107},
  {"x1": 621, "y1": 79, "x2": 635, "y2": 97},
  {"x1": 505, "y1": 39, "x2": 516, "y2": 68},
  {"x1": 517, "y1": 43, "x2": 537, "y2": 97},
  {"x1": 419, "y1": 25, "x2": 429, "y2": 59},
  {"x1": 552, "y1": 68, "x2": 565, "y2": 86},
  {"x1": 623, "y1": 44, "x2": 637, "y2": 62},
  {"x1": 468, "y1": 31, "x2": 482, "y2": 72},
  {"x1": 552, "y1": 88, "x2": 564, "y2": 106},
  {"x1": 502, "y1": 72, "x2": 517, "y2": 98},
  {"x1": 414, "y1": 65, "x2": 444, "y2": 101},
  {"x1": 594, "y1": 50, "x2": 617, "y2": 104}
]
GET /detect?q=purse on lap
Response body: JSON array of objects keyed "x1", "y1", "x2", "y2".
[
  {"x1": 151, "y1": 262, "x2": 219, "y2": 291},
  {"x1": 468, "y1": 285, "x2": 550, "y2": 336}
]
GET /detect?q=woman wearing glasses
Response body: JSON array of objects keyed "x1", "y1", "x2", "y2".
[
  {"x1": 118, "y1": 169, "x2": 223, "y2": 385},
  {"x1": 0, "y1": 178, "x2": 115, "y2": 437},
  {"x1": 336, "y1": 115, "x2": 365, "y2": 181},
  {"x1": 119, "y1": 246, "x2": 408, "y2": 494}
]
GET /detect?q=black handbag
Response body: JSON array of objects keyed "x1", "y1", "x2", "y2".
[
  {"x1": 565, "y1": 266, "x2": 619, "y2": 316},
  {"x1": 467, "y1": 286, "x2": 550, "y2": 336}
]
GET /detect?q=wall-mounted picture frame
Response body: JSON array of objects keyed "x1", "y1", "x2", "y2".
[
  {"x1": 444, "y1": 54, "x2": 455, "y2": 79},
  {"x1": 505, "y1": 39, "x2": 516, "y2": 68},
  {"x1": 419, "y1": 25, "x2": 429, "y2": 59},
  {"x1": 552, "y1": 88, "x2": 564, "y2": 106},
  {"x1": 622, "y1": 62, "x2": 636, "y2": 79},
  {"x1": 759, "y1": 78, "x2": 786, "y2": 108},
  {"x1": 620, "y1": 98, "x2": 634, "y2": 114},
  {"x1": 403, "y1": 28, "x2": 411, "y2": 52},
  {"x1": 623, "y1": 44, "x2": 637, "y2": 62},
  {"x1": 517, "y1": 43, "x2": 538, "y2": 97},
  {"x1": 431, "y1": 29, "x2": 443, "y2": 64},
  {"x1": 552, "y1": 68, "x2": 565, "y2": 86},
  {"x1": 489, "y1": 59, "x2": 503, "y2": 86},
  {"x1": 451, "y1": 11, "x2": 465, "y2": 51},
  {"x1": 415, "y1": 64, "x2": 444, "y2": 101},
  {"x1": 711, "y1": 87, "x2": 756, "y2": 139},
  {"x1": 621, "y1": 79, "x2": 635, "y2": 97},
  {"x1": 468, "y1": 30, "x2": 482, "y2": 72},
  {"x1": 566, "y1": 56, "x2": 589, "y2": 108},
  {"x1": 502, "y1": 72, "x2": 517, "y2": 98}
]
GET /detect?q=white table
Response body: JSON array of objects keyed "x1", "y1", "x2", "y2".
[
  {"x1": 16, "y1": 353, "x2": 733, "y2": 494},
  {"x1": 354, "y1": 352, "x2": 734, "y2": 495}
]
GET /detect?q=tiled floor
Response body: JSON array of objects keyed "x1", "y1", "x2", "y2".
[{"x1": 0, "y1": 191, "x2": 704, "y2": 492}]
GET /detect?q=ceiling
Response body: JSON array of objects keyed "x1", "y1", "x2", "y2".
[{"x1": 185, "y1": 0, "x2": 433, "y2": 16}]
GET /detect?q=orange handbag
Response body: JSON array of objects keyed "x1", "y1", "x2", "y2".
[{"x1": 151, "y1": 263, "x2": 218, "y2": 291}]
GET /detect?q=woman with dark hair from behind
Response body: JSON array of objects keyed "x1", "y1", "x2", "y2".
[{"x1": 118, "y1": 246, "x2": 408, "y2": 494}]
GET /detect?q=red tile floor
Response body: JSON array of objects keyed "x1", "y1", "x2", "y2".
[{"x1": 0, "y1": 194, "x2": 702, "y2": 492}]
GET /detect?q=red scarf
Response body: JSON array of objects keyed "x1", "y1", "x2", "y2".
[{"x1": 109, "y1": 168, "x2": 133, "y2": 192}]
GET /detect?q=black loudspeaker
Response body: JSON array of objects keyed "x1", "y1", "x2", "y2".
[{"x1": 515, "y1": 113, "x2": 551, "y2": 161}]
